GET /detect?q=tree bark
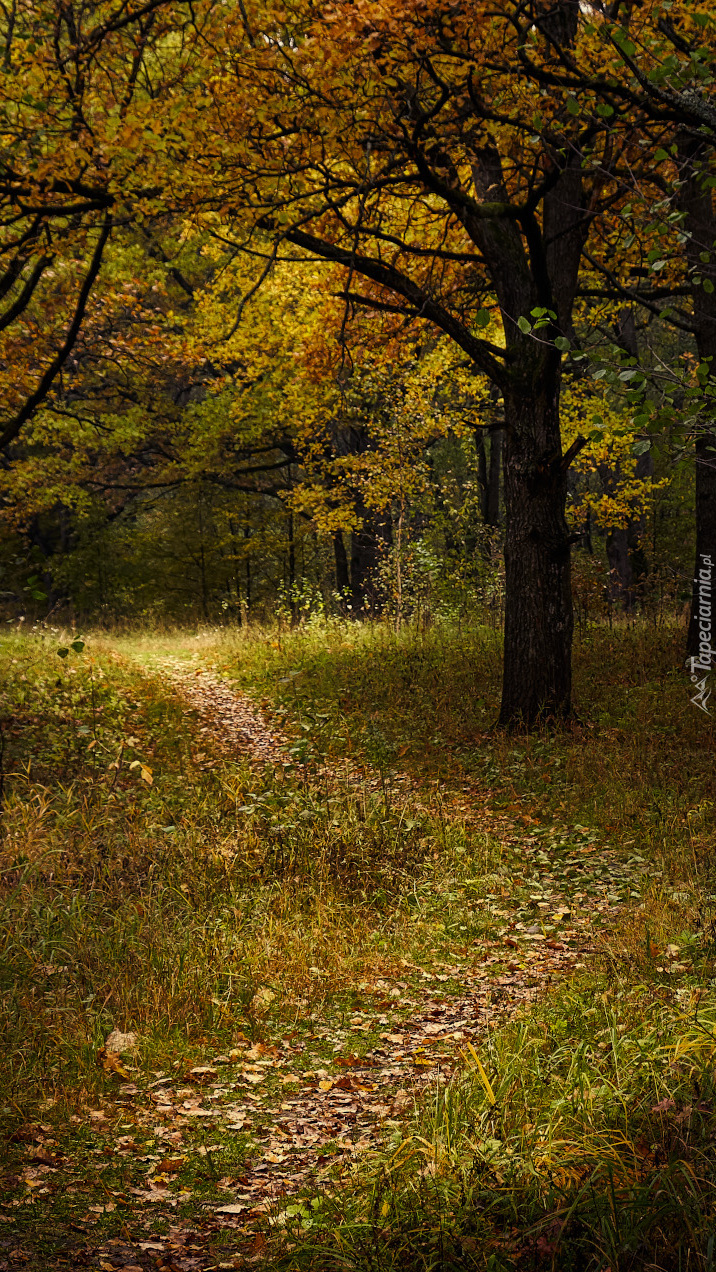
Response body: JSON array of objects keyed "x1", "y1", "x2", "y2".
[
  {"x1": 333, "y1": 530, "x2": 350, "y2": 596},
  {"x1": 476, "y1": 432, "x2": 488, "y2": 522},
  {"x1": 601, "y1": 448, "x2": 653, "y2": 612},
  {"x1": 499, "y1": 385, "x2": 573, "y2": 727},
  {"x1": 243, "y1": 522, "x2": 251, "y2": 615},
  {"x1": 486, "y1": 429, "x2": 502, "y2": 527},
  {"x1": 350, "y1": 510, "x2": 390, "y2": 615},
  {"x1": 475, "y1": 428, "x2": 502, "y2": 528},
  {"x1": 467, "y1": 144, "x2": 588, "y2": 726},
  {"x1": 606, "y1": 526, "x2": 633, "y2": 610}
]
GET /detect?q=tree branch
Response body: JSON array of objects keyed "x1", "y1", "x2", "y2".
[{"x1": 0, "y1": 215, "x2": 112, "y2": 451}]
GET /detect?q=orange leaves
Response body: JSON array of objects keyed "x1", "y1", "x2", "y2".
[{"x1": 95, "y1": 1046, "x2": 133, "y2": 1082}]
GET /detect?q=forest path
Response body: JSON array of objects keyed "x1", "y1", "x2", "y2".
[
  {"x1": 92, "y1": 652, "x2": 649, "y2": 1244},
  {"x1": 58, "y1": 644, "x2": 650, "y2": 1272}
]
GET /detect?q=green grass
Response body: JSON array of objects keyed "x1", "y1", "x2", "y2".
[
  {"x1": 286, "y1": 982, "x2": 716, "y2": 1271},
  {"x1": 2, "y1": 618, "x2": 716, "y2": 1270},
  {"x1": 193, "y1": 617, "x2": 716, "y2": 936},
  {"x1": 0, "y1": 631, "x2": 514, "y2": 1109}
]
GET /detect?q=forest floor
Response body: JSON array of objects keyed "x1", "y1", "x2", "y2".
[{"x1": 1, "y1": 621, "x2": 716, "y2": 1271}]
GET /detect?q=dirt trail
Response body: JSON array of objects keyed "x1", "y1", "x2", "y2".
[
  {"x1": 34, "y1": 651, "x2": 649, "y2": 1272},
  {"x1": 2, "y1": 652, "x2": 654, "y2": 1272},
  {"x1": 158, "y1": 657, "x2": 288, "y2": 767},
  {"x1": 127, "y1": 658, "x2": 646, "y2": 1205}
]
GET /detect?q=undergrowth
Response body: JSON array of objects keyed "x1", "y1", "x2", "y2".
[
  {"x1": 2, "y1": 620, "x2": 716, "y2": 1270},
  {"x1": 0, "y1": 629, "x2": 501, "y2": 1114},
  {"x1": 288, "y1": 985, "x2": 716, "y2": 1271}
]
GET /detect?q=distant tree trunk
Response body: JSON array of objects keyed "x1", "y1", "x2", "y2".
[
  {"x1": 476, "y1": 432, "x2": 489, "y2": 521},
  {"x1": 333, "y1": 530, "x2": 349, "y2": 595},
  {"x1": 606, "y1": 526, "x2": 633, "y2": 609},
  {"x1": 244, "y1": 522, "x2": 251, "y2": 616},
  {"x1": 196, "y1": 499, "x2": 209, "y2": 620},
  {"x1": 475, "y1": 428, "x2": 501, "y2": 526},
  {"x1": 599, "y1": 444, "x2": 653, "y2": 613},
  {"x1": 628, "y1": 449, "x2": 652, "y2": 607},
  {"x1": 198, "y1": 542, "x2": 208, "y2": 619},
  {"x1": 486, "y1": 429, "x2": 502, "y2": 527},
  {"x1": 228, "y1": 516, "x2": 243, "y2": 625},
  {"x1": 351, "y1": 512, "x2": 387, "y2": 616},
  {"x1": 287, "y1": 511, "x2": 298, "y2": 623},
  {"x1": 331, "y1": 421, "x2": 391, "y2": 615},
  {"x1": 603, "y1": 306, "x2": 651, "y2": 612}
]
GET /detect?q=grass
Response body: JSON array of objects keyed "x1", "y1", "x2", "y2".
[
  {"x1": 188, "y1": 617, "x2": 716, "y2": 917},
  {"x1": 1, "y1": 617, "x2": 716, "y2": 1269},
  {"x1": 0, "y1": 630, "x2": 511, "y2": 1107},
  {"x1": 289, "y1": 984, "x2": 716, "y2": 1271}
]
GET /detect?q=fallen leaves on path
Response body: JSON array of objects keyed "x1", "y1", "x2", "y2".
[{"x1": 2, "y1": 651, "x2": 653, "y2": 1271}]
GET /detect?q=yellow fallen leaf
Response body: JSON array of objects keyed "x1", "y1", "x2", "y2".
[
  {"x1": 318, "y1": 1080, "x2": 334, "y2": 1092},
  {"x1": 129, "y1": 759, "x2": 153, "y2": 785},
  {"x1": 95, "y1": 1047, "x2": 132, "y2": 1081},
  {"x1": 252, "y1": 987, "x2": 275, "y2": 1009}
]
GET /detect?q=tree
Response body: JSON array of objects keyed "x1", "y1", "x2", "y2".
[
  {"x1": 510, "y1": 0, "x2": 716, "y2": 654},
  {"x1": 166, "y1": 0, "x2": 661, "y2": 725},
  {"x1": 0, "y1": 0, "x2": 201, "y2": 449},
  {"x1": 3, "y1": 0, "x2": 700, "y2": 722}
]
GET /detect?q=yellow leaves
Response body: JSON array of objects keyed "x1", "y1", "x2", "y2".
[
  {"x1": 560, "y1": 380, "x2": 667, "y2": 533},
  {"x1": 129, "y1": 760, "x2": 153, "y2": 785},
  {"x1": 252, "y1": 986, "x2": 276, "y2": 1010},
  {"x1": 95, "y1": 1047, "x2": 132, "y2": 1082}
]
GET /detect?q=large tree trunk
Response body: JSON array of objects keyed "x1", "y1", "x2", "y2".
[
  {"x1": 499, "y1": 387, "x2": 573, "y2": 727},
  {"x1": 468, "y1": 145, "x2": 588, "y2": 728}
]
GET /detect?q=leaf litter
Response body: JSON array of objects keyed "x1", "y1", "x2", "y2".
[{"x1": 0, "y1": 656, "x2": 656, "y2": 1271}]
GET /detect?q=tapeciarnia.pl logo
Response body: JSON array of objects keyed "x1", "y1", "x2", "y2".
[{"x1": 690, "y1": 553, "x2": 713, "y2": 714}]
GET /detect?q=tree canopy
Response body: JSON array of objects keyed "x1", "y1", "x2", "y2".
[{"x1": 0, "y1": 0, "x2": 714, "y2": 723}]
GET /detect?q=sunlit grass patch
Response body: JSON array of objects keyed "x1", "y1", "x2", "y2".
[{"x1": 286, "y1": 984, "x2": 716, "y2": 1270}]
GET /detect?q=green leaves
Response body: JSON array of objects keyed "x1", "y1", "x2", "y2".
[
  {"x1": 56, "y1": 638, "x2": 84, "y2": 660},
  {"x1": 24, "y1": 573, "x2": 46, "y2": 602}
]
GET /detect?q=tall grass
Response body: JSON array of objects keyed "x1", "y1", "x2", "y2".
[
  {"x1": 290, "y1": 984, "x2": 716, "y2": 1270},
  {"x1": 0, "y1": 630, "x2": 503, "y2": 1113},
  {"x1": 4, "y1": 620, "x2": 716, "y2": 1270}
]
